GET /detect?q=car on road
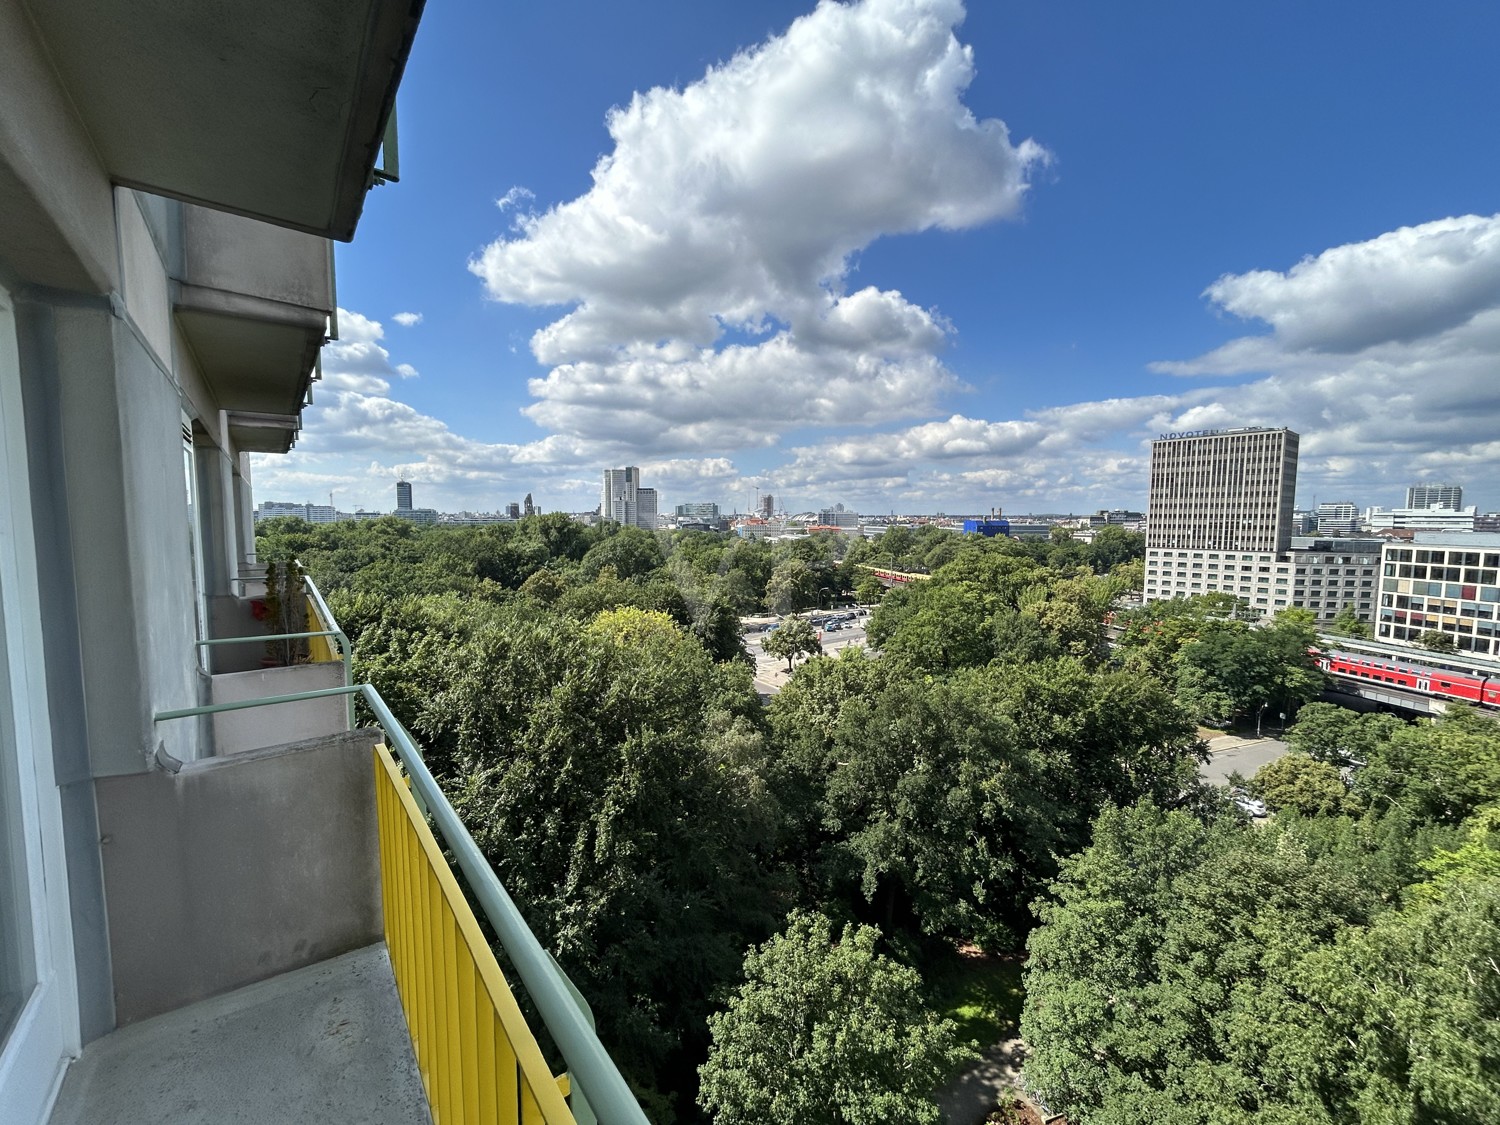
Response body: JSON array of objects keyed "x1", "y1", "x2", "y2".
[{"x1": 1230, "y1": 788, "x2": 1267, "y2": 817}]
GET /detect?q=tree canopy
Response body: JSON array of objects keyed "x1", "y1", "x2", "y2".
[{"x1": 698, "y1": 911, "x2": 971, "y2": 1125}]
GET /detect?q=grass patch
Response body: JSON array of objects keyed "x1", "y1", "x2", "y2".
[{"x1": 926, "y1": 947, "x2": 1026, "y2": 1047}]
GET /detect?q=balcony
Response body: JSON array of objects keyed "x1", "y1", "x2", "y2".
[
  {"x1": 51, "y1": 575, "x2": 646, "y2": 1124},
  {"x1": 20, "y1": 0, "x2": 419, "y2": 240},
  {"x1": 174, "y1": 203, "x2": 334, "y2": 441},
  {"x1": 203, "y1": 566, "x2": 351, "y2": 756}
]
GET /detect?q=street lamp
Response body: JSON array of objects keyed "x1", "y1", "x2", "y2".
[
  {"x1": 819, "y1": 586, "x2": 831, "y2": 611},
  {"x1": 1256, "y1": 701, "x2": 1268, "y2": 738}
]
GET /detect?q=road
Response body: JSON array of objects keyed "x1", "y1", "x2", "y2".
[
  {"x1": 744, "y1": 615, "x2": 869, "y2": 698},
  {"x1": 1199, "y1": 733, "x2": 1291, "y2": 785}
]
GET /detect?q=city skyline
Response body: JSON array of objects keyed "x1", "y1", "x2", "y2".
[{"x1": 248, "y1": 0, "x2": 1500, "y2": 516}]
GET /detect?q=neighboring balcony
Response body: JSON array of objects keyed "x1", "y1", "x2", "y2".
[
  {"x1": 171, "y1": 201, "x2": 336, "y2": 453},
  {"x1": 53, "y1": 578, "x2": 647, "y2": 1124},
  {"x1": 202, "y1": 566, "x2": 351, "y2": 756}
]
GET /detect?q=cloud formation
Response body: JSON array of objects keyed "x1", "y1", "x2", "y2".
[
  {"x1": 1157, "y1": 213, "x2": 1500, "y2": 373},
  {"x1": 470, "y1": 0, "x2": 1045, "y2": 453},
  {"x1": 254, "y1": 0, "x2": 1498, "y2": 517}
]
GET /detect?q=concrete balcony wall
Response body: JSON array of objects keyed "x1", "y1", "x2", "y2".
[
  {"x1": 94, "y1": 729, "x2": 384, "y2": 1025},
  {"x1": 173, "y1": 203, "x2": 331, "y2": 426},
  {"x1": 204, "y1": 596, "x2": 268, "y2": 675},
  {"x1": 0, "y1": 0, "x2": 118, "y2": 295},
  {"x1": 210, "y1": 662, "x2": 349, "y2": 755},
  {"x1": 180, "y1": 205, "x2": 333, "y2": 314}
]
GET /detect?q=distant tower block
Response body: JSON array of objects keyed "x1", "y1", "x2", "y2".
[
  {"x1": 523, "y1": 492, "x2": 535, "y2": 517},
  {"x1": 1405, "y1": 482, "x2": 1462, "y2": 510},
  {"x1": 395, "y1": 480, "x2": 413, "y2": 511}
]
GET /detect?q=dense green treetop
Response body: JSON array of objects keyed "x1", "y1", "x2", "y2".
[
  {"x1": 1023, "y1": 703, "x2": 1500, "y2": 1125},
  {"x1": 1250, "y1": 752, "x2": 1357, "y2": 817},
  {"x1": 698, "y1": 911, "x2": 972, "y2": 1125}
]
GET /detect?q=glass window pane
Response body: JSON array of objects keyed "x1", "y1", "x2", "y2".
[{"x1": 0, "y1": 595, "x2": 38, "y2": 1042}]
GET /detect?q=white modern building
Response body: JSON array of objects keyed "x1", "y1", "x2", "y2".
[
  {"x1": 255, "y1": 501, "x2": 338, "y2": 523},
  {"x1": 816, "y1": 508, "x2": 862, "y2": 529},
  {"x1": 601, "y1": 467, "x2": 658, "y2": 530},
  {"x1": 1378, "y1": 533, "x2": 1500, "y2": 655},
  {"x1": 1365, "y1": 505, "x2": 1477, "y2": 533},
  {"x1": 1316, "y1": 501, "x2": 1360, "y2": 536},
  {"x1": 1406, "y1": 482, "x2": 1463, "y2": 510}
]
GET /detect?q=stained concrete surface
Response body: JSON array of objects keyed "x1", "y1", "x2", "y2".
[
  {"x1": 48, "y1": 944, "x2": 430, "y2": 1125},
  {"x1": 96, "y1": 729, "x2": 382, "y2": 1025}
]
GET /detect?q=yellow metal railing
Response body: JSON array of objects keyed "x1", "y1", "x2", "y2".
[
  {"x1": 306, "y1": 595, "x2": 338, "y2": 663},
  {"x1": 374, "y1": 743, "x2": 578, "y2": 1125}
]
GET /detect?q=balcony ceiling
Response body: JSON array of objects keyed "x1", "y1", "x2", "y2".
[
  {"x1": 23, "y1": 0, "x2": 422, "y2": 242},
  {"x1": 226, "y1": 410, "x2": 303, "y2": 456},
  {"x1": 178, "y1": 298, "x2": 323, "y2": 420}
]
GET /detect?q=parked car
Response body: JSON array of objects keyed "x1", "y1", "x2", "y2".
[{"x1": 1230, "y1": 788, "x2": 1267, "y2": 817}]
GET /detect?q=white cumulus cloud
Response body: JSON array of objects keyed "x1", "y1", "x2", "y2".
[
  {"x1": 392, "y1": 311, "x2": 423, "y2": 327},
  {"x1": 469, "y1": 0, "x2": 1046, "y2": 453}
]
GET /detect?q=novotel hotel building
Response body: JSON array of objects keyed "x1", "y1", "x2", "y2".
[{"x1": 1144, "y1": 427, "x2": 1301, "y2": 615}]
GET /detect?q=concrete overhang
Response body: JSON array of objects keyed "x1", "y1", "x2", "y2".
[
  {"x1": 176, "y1": 293, "x2": 324, "y2": 418},
  {"x1": 174, "y1": 203, "x2": 332, "y2": 418},
  {"x1": 226, "y1": 410, "x2": 303, "y2": 456},
  {"x1": 21, "y1": 0, "x2": 424, "y2": 242}
]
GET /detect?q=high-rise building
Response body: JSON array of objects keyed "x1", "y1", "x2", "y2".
[
  {"x1": 1146, "y1": 427, "x2": 1299, "y2": 553},
  {"x1": 506, "y1": 501, "x2": 521, "y2": 520},
  {"x1": 1406, "y1": 482, "x2": 1463, "y2": 510},
  {"x1": 1144, "y1": 427, "x2": 1300, "y2": 614},
  {"x1": 523, "y1": 492, "x2": 534, "y2": 517},
  {"x1": 675, "y1": 502, "x2": 721, "y2": 520},
  {"x1": 1366, "y1": 506, "x2": 1477, "y2": 533},
  {"x1": 758, "y1": 493, "x2": 775, "y2": 519},
  {"x1": 1316, "y1": 501, "x2": 1360, "y2": 536},
  {"x1": 395, "y1": 480, "x2": 412, "y2": 511},
  {"x1": 601, "y1": 468, "x2": 657, "y2": 530},
  {"x1": 633, "y1": 486, "x2": 657, "y2": 531}
]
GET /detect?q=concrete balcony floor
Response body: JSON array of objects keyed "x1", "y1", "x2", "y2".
[{"x1": 49, "y1": 944, "x2": 430, "y2": 1125}]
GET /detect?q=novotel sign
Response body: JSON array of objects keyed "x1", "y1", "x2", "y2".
[
  {"x1": 1157, "y1": 426, "x2": 1270, "y2": 440},
  {"x1": 1158, "y1": 428, "x2": 1226, "y2": 440}
]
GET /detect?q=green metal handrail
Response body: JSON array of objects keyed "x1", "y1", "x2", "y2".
[
  {"x1": 298, "y1": 564, "x2": 354, "y2": 725},
  {"x1": 153, "y1": 681, "x2": 646, "y2": 1125},
  {"x1": 197, "y1": 630, "x2": 339, "y2": 647}
]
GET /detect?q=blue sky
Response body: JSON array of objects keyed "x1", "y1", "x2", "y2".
[{"x1": 255, "y1": 0, "x2": 1500, "y2": 516}]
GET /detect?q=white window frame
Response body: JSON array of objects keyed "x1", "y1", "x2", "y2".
[{"x1": 0, "y1": 284, "x2": 80, "y2": 1123}]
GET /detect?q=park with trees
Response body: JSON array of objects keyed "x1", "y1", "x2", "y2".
[{"x1": 254, "y1": 512, "x2": 1498, "y2": 1124}]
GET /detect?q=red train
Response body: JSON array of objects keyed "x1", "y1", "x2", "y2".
[{"x1": 1315, "y1": 647, "x2": 1500, "y2": 708}]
